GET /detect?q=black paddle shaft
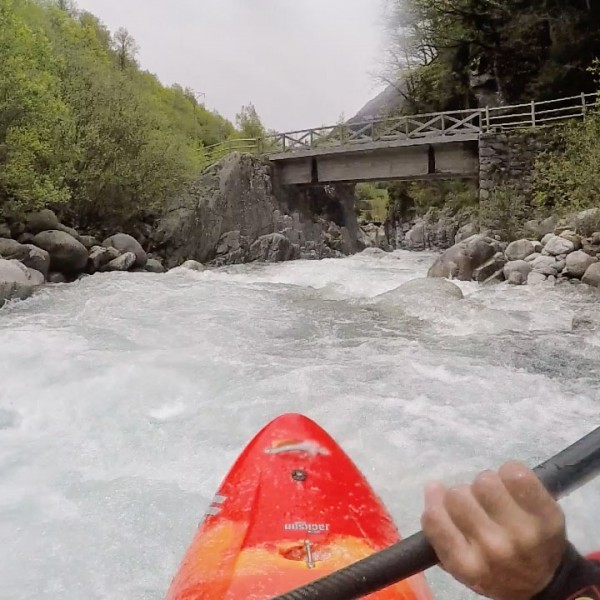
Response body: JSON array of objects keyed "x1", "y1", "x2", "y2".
[{"x1": 273, "y1": 425, "x2": 600, "y2": 600}]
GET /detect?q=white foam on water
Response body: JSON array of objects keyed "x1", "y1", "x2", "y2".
[{"x1": 0, "y1": 250, "x2": 598, "y2": 600}]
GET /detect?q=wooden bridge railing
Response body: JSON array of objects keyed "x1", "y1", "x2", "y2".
[
  {"x1": 262, "y1": 92, "x2": 598, "y2": 155},
  {"x1": 198, "y1": 93, "x2": 598, "y2": 169}
]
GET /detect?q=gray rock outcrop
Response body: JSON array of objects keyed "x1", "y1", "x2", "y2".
[
  {"x1": 103, "y1": 233, "x2": 147, "y2": 268},
  {"x1": 428, "y1": 235, "x2": 500, "y2": 281}
]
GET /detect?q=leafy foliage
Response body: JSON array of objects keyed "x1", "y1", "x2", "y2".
[
  {"x1": 383, "y1": 0, "x2": 600, "y2": 112},
  {"x1": 0, "y1": 0, "x2": 253, "y2": 229},
  {"x1": 534, "y1": 115, "x2": 600, "y2": 215}
]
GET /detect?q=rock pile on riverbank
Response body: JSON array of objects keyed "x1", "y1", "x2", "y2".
[
  {"x1": 428, "y1": 209, "x2": 600, "y2": 288},
  {"x1": 0, "y1": 210, "x2": 165, "y2": 306}
]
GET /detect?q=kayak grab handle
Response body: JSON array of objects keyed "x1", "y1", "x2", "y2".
[{"x1": 272, "y1": 425, "x2": 600, "y2": 600}]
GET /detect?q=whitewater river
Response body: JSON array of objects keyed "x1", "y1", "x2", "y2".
[{"x1": 1, "y1": 249, "x2": 599, "y2": 600}]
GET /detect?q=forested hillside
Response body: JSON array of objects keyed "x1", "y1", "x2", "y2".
[
  {"x1": 383, "y1": 0, "x2": 600, "y2": 113},
  {"x1": 0, "y1": 0, "x2": 265, "y2": 230}
]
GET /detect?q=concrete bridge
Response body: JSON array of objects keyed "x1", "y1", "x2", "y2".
[{"x1": 259, "y1": 93, "x2": 596, "y2": 186}]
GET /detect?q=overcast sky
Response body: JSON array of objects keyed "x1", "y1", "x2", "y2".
[{"x1": 74, "y1": 0, "x2": 388, "y2": 132}]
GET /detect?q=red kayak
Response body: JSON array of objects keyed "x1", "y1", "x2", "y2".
[{"x1": 167, "y1": 414, "x2": 434, "y2": 600}]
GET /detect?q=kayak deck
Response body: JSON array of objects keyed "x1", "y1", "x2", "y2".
[{"x1": 167, "y1": 414, "x2": 434, "y2": 600}]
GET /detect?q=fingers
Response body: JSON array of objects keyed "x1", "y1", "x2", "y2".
[
  {"x1": 422, "y1": 482, "x2": 479, "y2": 583},
  {"x1": 498, "y1": 461, "x2": 561, "y2": 520}
]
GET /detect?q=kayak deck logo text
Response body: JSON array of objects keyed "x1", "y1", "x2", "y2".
[{"x1": 284, "y1": 521, "x2": 330, "y2": 534}]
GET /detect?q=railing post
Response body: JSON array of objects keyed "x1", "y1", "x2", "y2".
[
  {"x1": 582, "y1": 92, "x2": 587, "y2": 117},
  {"x1": 531, "y1": 100, "x2": 536, "y2": 127},
  {"x1": 310, "y1": 130, "x2": 314, "y2": 148},
  {"x1": 282, "y1": 134, "x2": 286, "y2": 152},
  {"x1": 441, "y1": 113, "x2": 445, "y2": 134}
]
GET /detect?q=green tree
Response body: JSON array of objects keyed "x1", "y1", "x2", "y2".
[
  {"x1": 0, "y1": 0, "x2": 72, "y2": 216},
  {"x1": 235, "y1": 103, "x2": 266, "y2": 139}
]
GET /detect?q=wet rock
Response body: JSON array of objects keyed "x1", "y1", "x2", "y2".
[
  {"x1": 504, "y1": 260, "x2": 531, "y2": 285},
  {"x1": 249, "y1": 233, "x2": 295, "y2": 262},
  {"x1": 527, "y1": 271, "x2": 546, "y2": 285},
  {"x1": 27, "y1": 268, "x2": 45, "y2": 286},
  {"x1": 179, "y1": 260, "x2": 205, "y2": 271},
  {"x1": 32, "y1": 230, "x2": 88, "y2": 275},
  {"x1": 144, "y1": 259, "x2": 165, "y2": 273},
  {"x1": 473, "y1": 253, "x2": 506, "y2": 283},
  {"x1": 377, "y1": 277, "x2": 464, "y2": 303},
  {"x1": 103, "y1": 252, "x2": 136, "y2": 272},
  {"x1": 428, "y1": 235, "x2": 499, "y2": 281},
  {"x1": 103, "y1": 233, "x2": 147, "y2": 268},
  {"x1": 26, "y1": 209, "x2": 59, "y2": 233},
  {"x1": 0, "y1": 259, "x2": 36, "y2": 306},
  {"x1": 582, "y1": 263, "x2": 600, "y2": 288},
  {"x1": 47, "y1": 272, "x2": 67, "y2": 284},
  {"x1": 565, "y1": 251, "x2": 596, "y2": 279},
  {"x1": 405, "y1": 220, "x2": 428, "y2": 250},
  {"x1": 543, "y1": 235, "x2": 575, "y2": 257},
  {"x1": 505, "y1": 239, "x2": 534, "y2": 261}
]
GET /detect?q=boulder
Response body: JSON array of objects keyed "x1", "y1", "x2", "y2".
[
  {"x1": 179, "y1": 260, "x2": 205, "y2": 271},
  {"x1": 87, "y1": 246, "x2": 118, "y2": 274},
  {"x1": 56, "y1": 223, "x2": 82, "y2": 242},
  {"x1": 543, "y1": 235, "x2": 575, "y2": 256},
  {"x1": 376, "y1": 277, "x2": 464, "y2": 304},
  {"x1": 79, "y1": 235, "x2": 98, "y2": 249},
  {"x1": 17, "y1": 233, "x2": 35, "y2": 245},
  {"x1": 581, "y1": 237, "x2": 600, "y2": 257},
  {"x1": 525, "y1": 252, "x2": 541, "y2": 263},
  {"x1": 0, "y1": 223, "x2": 11, "y2": 238},
  {"x1": 503, "y1": 260, "x2": 531, "y2": 285},
  {"x1": 103, "y1": 233, "x2": 147, "y2": 268},
  {"x1": 27, "y1": 268, "x2": 45, "y2": 286},
  {"x1": 0, "y1": 238, "x2": 23, "y2": 258},
  {"x1": 21, "y1": 244, "x2": 50, "y2": 277},
  {"x1": 527, "y1": 272, "x2": 547, "y2": 286},
  {"x1": 559, "y1": 230, "x2": 582, "y2": 250},
  {"x1": 575, "y1": 208, "x2": 600, "y2": 237},
  {"x1": 428, "y1": 235, "x2": 499, "y2": 281},
  {"x1": 592, "y1": 232, "x2": 600, "y2": 245},
  {"x1": 541, "y1": 233, "x2": 554, "y2": 246},
  {"x1": 0, "y1": 239, "x2": 50, "y2": 277},
  {"x1": 454, "y1": 222, "x2": 478, "y2": 244},
  {"x1": 0, "y1": 259, "x2": 37, "y2": 306},
  {"x1": 532, "y1": 241, "x2": 543, "y2": 253},
  {"x1": 405, "y1": 220, "x2": 428, "y2": 250},
  {"x1": 505, "y1": 239, "x2": 535, "y2": 261},
  {"x1": 47, "y1": 272, "x2": 67, "y2": 284},
  {"x1": 144, "y1": 258, "x2": 165, "y2": 273},
  {"x1": 582, "y1": 262, "x2": 600, "y2": 288},
  {"x1": 32, "y1": 230, "x2": 88, "y2": 275},
  {"x1": 103, "y1": 252, "x2": 136, "y2": 272},
  {"x1": 473, "y1": 252, "x2": 507, "y2": 283},
  {"x1": 248, "y1": 233, "x2": 295, "y2": 262},
  {"x1": 26, "y1": 209, "x2": 59, "y2": 233},
  {"x1": 540, "y1": 216, "x2": 559, "y2": 236},
  {"x1": 531, "y1": 255, "x2": 560, "y2": 276},
  {"x1": 565, "y1": 251, "x2": 597, "y2": 279}
]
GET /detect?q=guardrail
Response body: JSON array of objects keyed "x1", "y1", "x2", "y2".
[{"x1": 199, "y1": 92, "x2": 598, "y2": 167}]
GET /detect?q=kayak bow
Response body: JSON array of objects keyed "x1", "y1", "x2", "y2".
[{"x1": 166, "y1": 414, "x2": 434, "y2": 600}]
